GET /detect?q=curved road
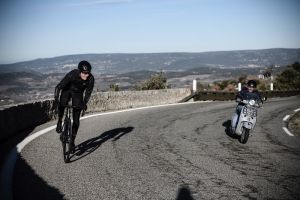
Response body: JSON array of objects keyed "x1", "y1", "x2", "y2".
[{"x1": 12, "y1": 96, "x2": 300, "y2": 200}]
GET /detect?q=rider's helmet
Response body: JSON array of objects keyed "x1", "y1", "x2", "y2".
[
  {"x1": 247, "y1": 80, "x2": 257, "y2": 88},
  {"x1": 78, "y1": 60, "x2": 92, "y2": 73}
]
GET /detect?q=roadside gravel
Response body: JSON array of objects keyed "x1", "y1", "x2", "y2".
[{"x1": 288, "y1": 111, "x2": 300, "y2": 135}]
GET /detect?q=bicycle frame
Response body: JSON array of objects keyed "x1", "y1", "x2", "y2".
[{"x1": 61, "y1": 103, "x2": 73, "y2": 163}]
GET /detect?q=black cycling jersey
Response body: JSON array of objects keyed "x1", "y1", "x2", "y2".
[{"x1": 55, "y1": 69, "x2": 94, "y2": 108}]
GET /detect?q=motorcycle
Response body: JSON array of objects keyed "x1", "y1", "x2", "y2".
[{"x1": 231, "y1": 93, "x2": 263, "y2": 144}]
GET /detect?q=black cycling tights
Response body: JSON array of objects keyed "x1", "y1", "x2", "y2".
[{"x1": 58, "y1": 106, "x2": 81, "y2": 139}]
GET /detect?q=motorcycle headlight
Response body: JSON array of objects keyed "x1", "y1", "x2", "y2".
[{"x1": 249, "y1": 99, "x2": 255, "y2": 106}]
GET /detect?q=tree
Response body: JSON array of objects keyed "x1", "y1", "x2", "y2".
[
  {"x1": 257, "y1": 82, "x2": 267, "y2": 91},
  {"x1": 275, "y1": 62, "x2": 300, "y2": 90},
  {"x1": 109, "y1": 84, "x2": 120, "y2": 91},
  {"x1": 238, "y1": 75, "x2": 247, "y2": 84},
  {"x1": 263, "y1": 64, "x2": 275, "y2": 79},
  {"x1": 196, "y1": 82, "x2": 209, "y2": 91},
  {"x1": 136, "y1": 71, "x2": 168, "y2": 90},
  {"x1": 216, "y1": 80, "x2": 229, "y2": 90},
  {"x1": 291, "y1": 62, "x2": 300, "y2": 73}
]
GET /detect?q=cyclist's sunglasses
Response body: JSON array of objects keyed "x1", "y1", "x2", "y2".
[{"x1": 81, "y1": 71, "x2": 90, "y2": 75}]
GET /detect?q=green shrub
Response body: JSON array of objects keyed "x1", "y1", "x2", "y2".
[
  {"x1": 109, "y1": 84, "x2": 120, "y2": 91},
  {"x1": 275, "y1": 62, "x2": 300, "y2": 90},
  {"x1": 136, "y1": 71, "x2": 168, "y2": 90},
  {"x1": 257, "y1": 83, "x2": 267, "y2": 91}
]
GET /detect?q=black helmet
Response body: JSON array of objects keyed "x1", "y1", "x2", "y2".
[
  {"x1": 247, "y1": 80, "x2": 257, "y2": 88},
  {"x1": 78, "y1": 60, "x2": 92, "y2": 72}
]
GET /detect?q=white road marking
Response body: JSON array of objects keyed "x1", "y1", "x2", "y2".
[
  {"x1": 20, "y1": 101, "x2": 209, "y2": 153},
  {"x1": 282, "y1": 108, "x2": 300, "y2": 137},
  {"x1": 17, "y1": 125, "x2": 56, "y2": 152},
  {"x1": 0, "y1": 101, "x2": 210, "y2": 200},
  {"x1": 0, "y1": 126, "x2": 56, "y2": 200},
  {"x1": 81, "y1": 101, "x2": 210, "y2": 120},
  {"x1": 283, "y1": 115, "x2": 290, "y2": 122},
  {"x1": 282, "y1": 127, "x2": 294, "y2": 136},
  {"x1": 294, "y1": 108, "x2": 300, "y2": 112}
]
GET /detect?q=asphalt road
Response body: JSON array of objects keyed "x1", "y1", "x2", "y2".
[{"x1": 12, "y1": 96, "x2": 300, "y2": 200}]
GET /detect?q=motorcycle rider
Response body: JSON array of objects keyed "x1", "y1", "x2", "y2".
[
  {"x1": 54, "y1": 60, "x2": 94, "y2": 149},
  {"x1": 231, "y1": 80, "x2": 263, "y2": 131}
]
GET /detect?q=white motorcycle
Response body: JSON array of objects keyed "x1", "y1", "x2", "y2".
[{"x1": 231, "y1": 93, "x2": 263, "y2": 144}]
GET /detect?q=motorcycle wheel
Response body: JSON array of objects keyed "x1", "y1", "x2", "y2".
[{"x1": 239, "y1": 127, "x2": 250, "y2": 144}]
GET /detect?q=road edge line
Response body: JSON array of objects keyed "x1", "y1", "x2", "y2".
[
  {"x1": 0, "y1": 100, "x2": 210, "y2": 200},
  {"x1": 282, "y1": 127, "x2": 294, "y2": 136},
  {"x1": 282, "y1": 107, "x2": 300, "y2": 137},
  {"x1": 283, "y1": 115, "x2": 290, "y2": 122}
]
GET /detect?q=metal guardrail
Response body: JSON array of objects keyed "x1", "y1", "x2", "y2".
[
  {"x1": 180, "y1": 90, "x2": 300, "y2": 102},
  {"x1": 261, "y1": 90, "x2": 300, "y2": 98}
]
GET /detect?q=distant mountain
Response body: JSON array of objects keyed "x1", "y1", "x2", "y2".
[{"x1": 0, "y1": 48, "x2": 299, "y2": 74}]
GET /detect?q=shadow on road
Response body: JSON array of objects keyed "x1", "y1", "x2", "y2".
[
  {"x1": 222, "y1": 120, "x2": 239, "y2": 139},
  {"x1": 176, "y1": 185, "x2": 195, "y2": 200},
  {"x1": 1, "y1": 127, "x2": 36, "y2": 168},
  {"x1": 69, "y1": 127, "x2": 134, "y2": 162},
  {"x1": 13, "y1": 155, "x2": 65, "y2": 200}
]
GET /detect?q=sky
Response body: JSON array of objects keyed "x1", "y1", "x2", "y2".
[{"x1": 0, "y1": 0, "x2": 299, "y2": 64}]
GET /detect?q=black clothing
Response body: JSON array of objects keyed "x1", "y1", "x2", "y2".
[
  {"x1": 78, "y1": 60, "x2": 92, "y2": 72},
  {"x1": 55, "y1": 69, "x2": 94, "y2": 138},
  {"x1": 55, "y1": 69, "x2": 94, "y2": 109},
  {"x1": 56, "y1": 106, "x2": 81, "y2": 138},
  {"x1": 59, "y1": 90, "x2": 84, "y2": 109},
  {"x1": 232, "y1": 87, "x2": 262, "y2": 129},
  {"x1": 236, "y1": 87, "x2": 263, "y2": 104}
]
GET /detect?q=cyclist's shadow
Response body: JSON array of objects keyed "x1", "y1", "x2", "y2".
[{"x1": 69, "y1": 126, "x2": 134, "y2": 162}]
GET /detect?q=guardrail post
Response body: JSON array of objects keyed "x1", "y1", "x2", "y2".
[
  {"x1": 238, "y1": 83, "x2": 242, "y2": 91},
  {"x1": 270, "y1": 83, "x2": 274, "y2": 91},
  {"x1": 193, "y1": 80, "x2": 197, "y2": 92}
]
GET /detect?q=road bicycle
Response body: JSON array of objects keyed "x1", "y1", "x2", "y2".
[{"x1": 60, "y1": 103, "x2": 74, "y2": 163}]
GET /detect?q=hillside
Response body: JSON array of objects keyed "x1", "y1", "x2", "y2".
[
  {"x1": 0, "y1": 48, "x2": 299, "y2": 106},
  {"x1": 0, "y1": 48, "x2": 299, "y2": 74}
]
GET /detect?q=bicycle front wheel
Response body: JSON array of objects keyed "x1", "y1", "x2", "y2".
[{"x1": 62, "y1": 118, "x2": 72, "y2": 163}]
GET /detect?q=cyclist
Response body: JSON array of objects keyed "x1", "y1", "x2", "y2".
[
  {"x1": 231, "y1": 80, "x2": 263, "y2": 130},
  {"x1": 54, "y1": 60, "x2": 94, "y2": 149}
]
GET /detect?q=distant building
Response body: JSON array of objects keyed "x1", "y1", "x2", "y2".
[{"x1": 258, "y1": 74, "x2": 264, "y2": 79}]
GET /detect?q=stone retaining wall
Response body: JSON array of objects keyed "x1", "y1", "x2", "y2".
[
  {"x1": 87, "y1": 88, "x2": 191, "y2": 112},
  {"x1": 2, "y1": 88, "x2": 298, "y2": 143},
  {"x1": 0, "y1": 88, "x2": 191, "y2": 142}
]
